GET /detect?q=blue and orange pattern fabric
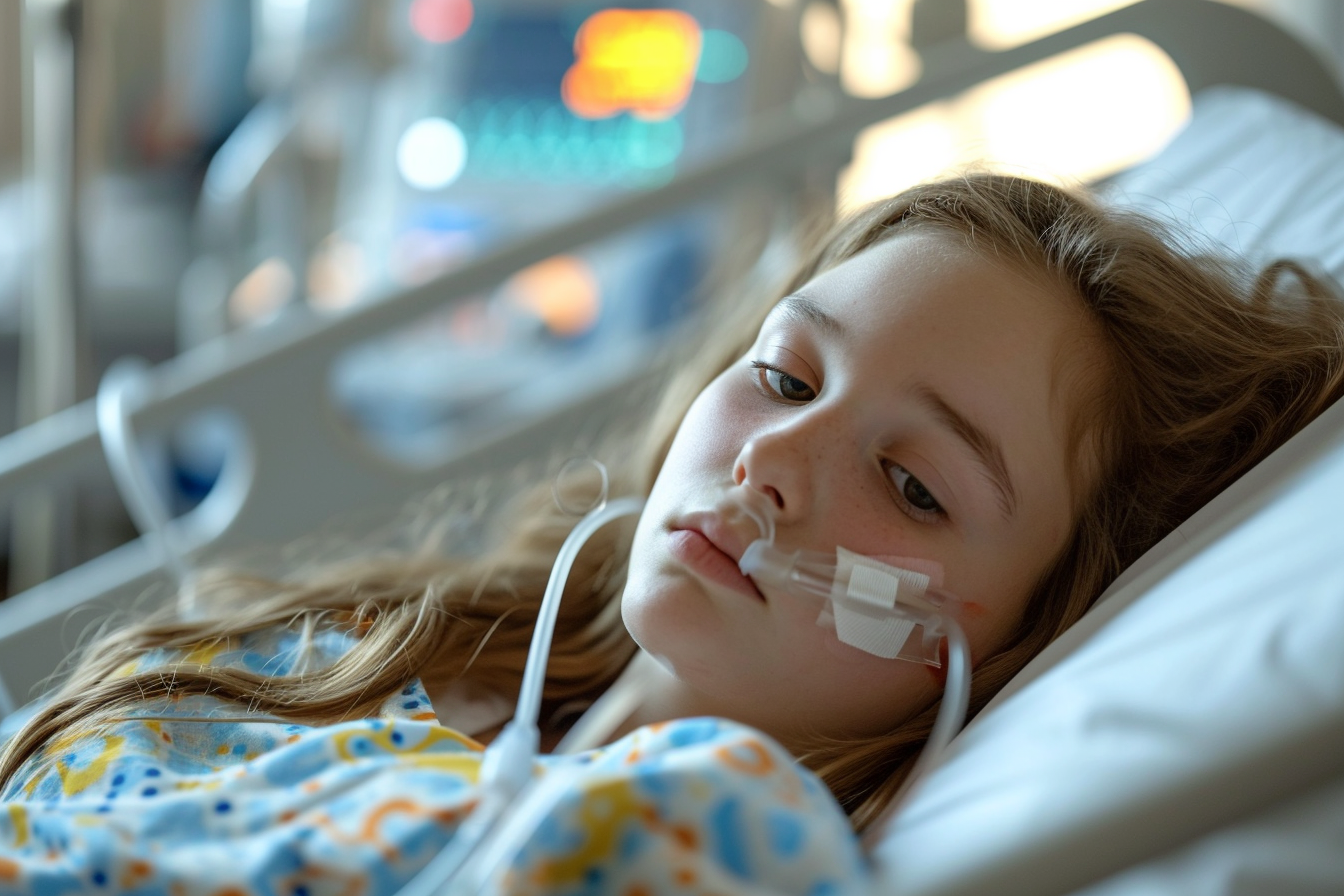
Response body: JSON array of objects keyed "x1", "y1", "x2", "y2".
[{"x1": 0, "y1": 628, "x2": 870, "y2": 895}]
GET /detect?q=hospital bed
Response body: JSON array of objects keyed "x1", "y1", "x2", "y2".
[
  {"x1": 872, "y1": 83, "x2": 1344, "y2": 895},
  {"x1": 3, "y1": 1, "x2": 1344, "y2": 893}
]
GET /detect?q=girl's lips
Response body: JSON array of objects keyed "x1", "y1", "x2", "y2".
[{"x1": 667, "y1": 528, "x2": 766, "y2": 601}]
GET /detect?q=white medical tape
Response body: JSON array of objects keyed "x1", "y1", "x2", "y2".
[{"x1": 826, "y1": 547, "x2": 928, "y2": 659}]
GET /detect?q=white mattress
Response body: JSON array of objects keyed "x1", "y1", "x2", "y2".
[
  {"x1": 1073, "y1": 772, "x2": 1344, "y2": 896},
  {"x1": 870, "y1": 86, "x2": 1344, "y2": 896}
]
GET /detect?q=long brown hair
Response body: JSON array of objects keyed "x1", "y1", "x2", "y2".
[{"x1": 5, "y1": 175, "x2": 1344, "y2": 831}]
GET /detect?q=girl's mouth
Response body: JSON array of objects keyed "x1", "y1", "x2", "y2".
[{"x1": 667, "y1": 528, "x2": 766, "y2": 601}]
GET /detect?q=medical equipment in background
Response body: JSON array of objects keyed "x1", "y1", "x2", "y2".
[
  {"x1": 10, "y1": 0, "x2": 86, "y2": 593},
  {"x1": 181, "y1": 0, "x2": 804, "y2": 473},
  {"x1": 5, "y1": 0, "x2": 250, "y2": 594},
  {"x1": 1, "y1": 0, "x2": 809, "y2": 599}
]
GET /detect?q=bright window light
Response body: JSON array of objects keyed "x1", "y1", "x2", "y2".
[
  {"x1": 969, "y1": 0, "x2": 1140, "y2": 50},
  {"x1": 839, "y1": 35, "x2": 1190, "y2": 212},
  {"x1": 397, "y1": 117, "x2": 468, "y2": 191},
  {"x1": 967, "y1": 34, "x2": 1189, "y2": 181},
  {"x1": 838, "y1": 105, "x2": 960, "y2": 211},
  {"x1": 840, "y1": 0, "x2": 919, "y2": 97},
  {"x1": 801, "y1": 1, "x2": 842, "y2": 74}
]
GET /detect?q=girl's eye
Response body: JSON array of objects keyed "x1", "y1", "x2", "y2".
[
  {"x1": 887, "y1": 464, "x2": 945, "y2": 520},
  {"x1": 751, "y1": 362, "x2": 817, "y2": 403}
]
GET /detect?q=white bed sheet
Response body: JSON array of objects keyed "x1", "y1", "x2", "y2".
[
  {"x1": 1073, "y1": 771, "x2": 1344, "y2": 896},
  {"x1": 871, "y1": 86, "x2": 1344, "y2": 896}
]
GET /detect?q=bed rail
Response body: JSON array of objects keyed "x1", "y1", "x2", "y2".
[{"x1": 2, "y1": 0, "x2": 1342, "y2": 714}]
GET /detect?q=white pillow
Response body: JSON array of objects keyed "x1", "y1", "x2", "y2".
[{"x1": 874, "y1": 430, "x2": 1344, "y2": 895}]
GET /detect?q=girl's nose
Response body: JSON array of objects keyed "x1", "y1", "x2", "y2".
[{"x1": 732, "y1": 423, "x2": 820, "y2": 523}]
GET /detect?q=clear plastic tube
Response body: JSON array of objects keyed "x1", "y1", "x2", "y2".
[
  {"x1": 393, "y1": 492, "x2": 644, "y2": 896},
  {"x1": 733, "y1": 487, "x2": 976, "y2": 847},
  {"x1": 516, "y1": 495, "x2": 645, "y2": 727},
  {"x1": 859, "y1": 616, "x2": 972, "y2": 849}
]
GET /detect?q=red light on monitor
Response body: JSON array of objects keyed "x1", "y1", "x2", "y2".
[{"x1": 410, "y1": 0, "x2": 473, "y2": 44}]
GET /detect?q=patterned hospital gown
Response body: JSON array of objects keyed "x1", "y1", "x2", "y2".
[{"x1": 0, "y1": 627, "x2": 871, "y2": 895}]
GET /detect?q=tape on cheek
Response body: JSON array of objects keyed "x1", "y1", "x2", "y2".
[
  {"x1": 825, "y1": 547, "x2": 930, "y2": 659},
  {"x1": 869, "y1": 555, "x2": 944, "y2": 589}
]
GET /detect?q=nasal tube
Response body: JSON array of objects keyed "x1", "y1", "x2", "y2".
[
  {"x1": 733, "y1": 489, "x2": 974, "y2": 840},
  {"x1": 735, "y1": 490, "x2": 966, "y2": 666}
]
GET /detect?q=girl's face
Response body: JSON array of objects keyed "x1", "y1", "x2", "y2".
[{"x1": 623, "y1": 230, "x2": 1104, "y2": 742}]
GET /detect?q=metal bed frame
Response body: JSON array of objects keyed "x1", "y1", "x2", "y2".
[{"x1": 2, "y1": 0, "x2": 1342, "y2": 719}]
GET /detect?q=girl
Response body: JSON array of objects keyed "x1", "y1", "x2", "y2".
[{"x1": 3, "y1": 174, "x2": 1343, "y2": 894}]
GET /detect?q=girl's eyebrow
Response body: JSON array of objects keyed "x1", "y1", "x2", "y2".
[
  {"x1": 912, "y1": 384, "x2": 1019, "y2": 519},
  {"x1": 776, "y1": 295, "x2": 845, "y2": 339}
]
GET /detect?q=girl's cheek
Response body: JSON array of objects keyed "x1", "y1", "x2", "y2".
[
  {"x1": 707, "y1": 392, "x2": 765, "y2": 459},
  {"x1": 717, "y1": 397, "x2": 753, "y2": 433}
]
